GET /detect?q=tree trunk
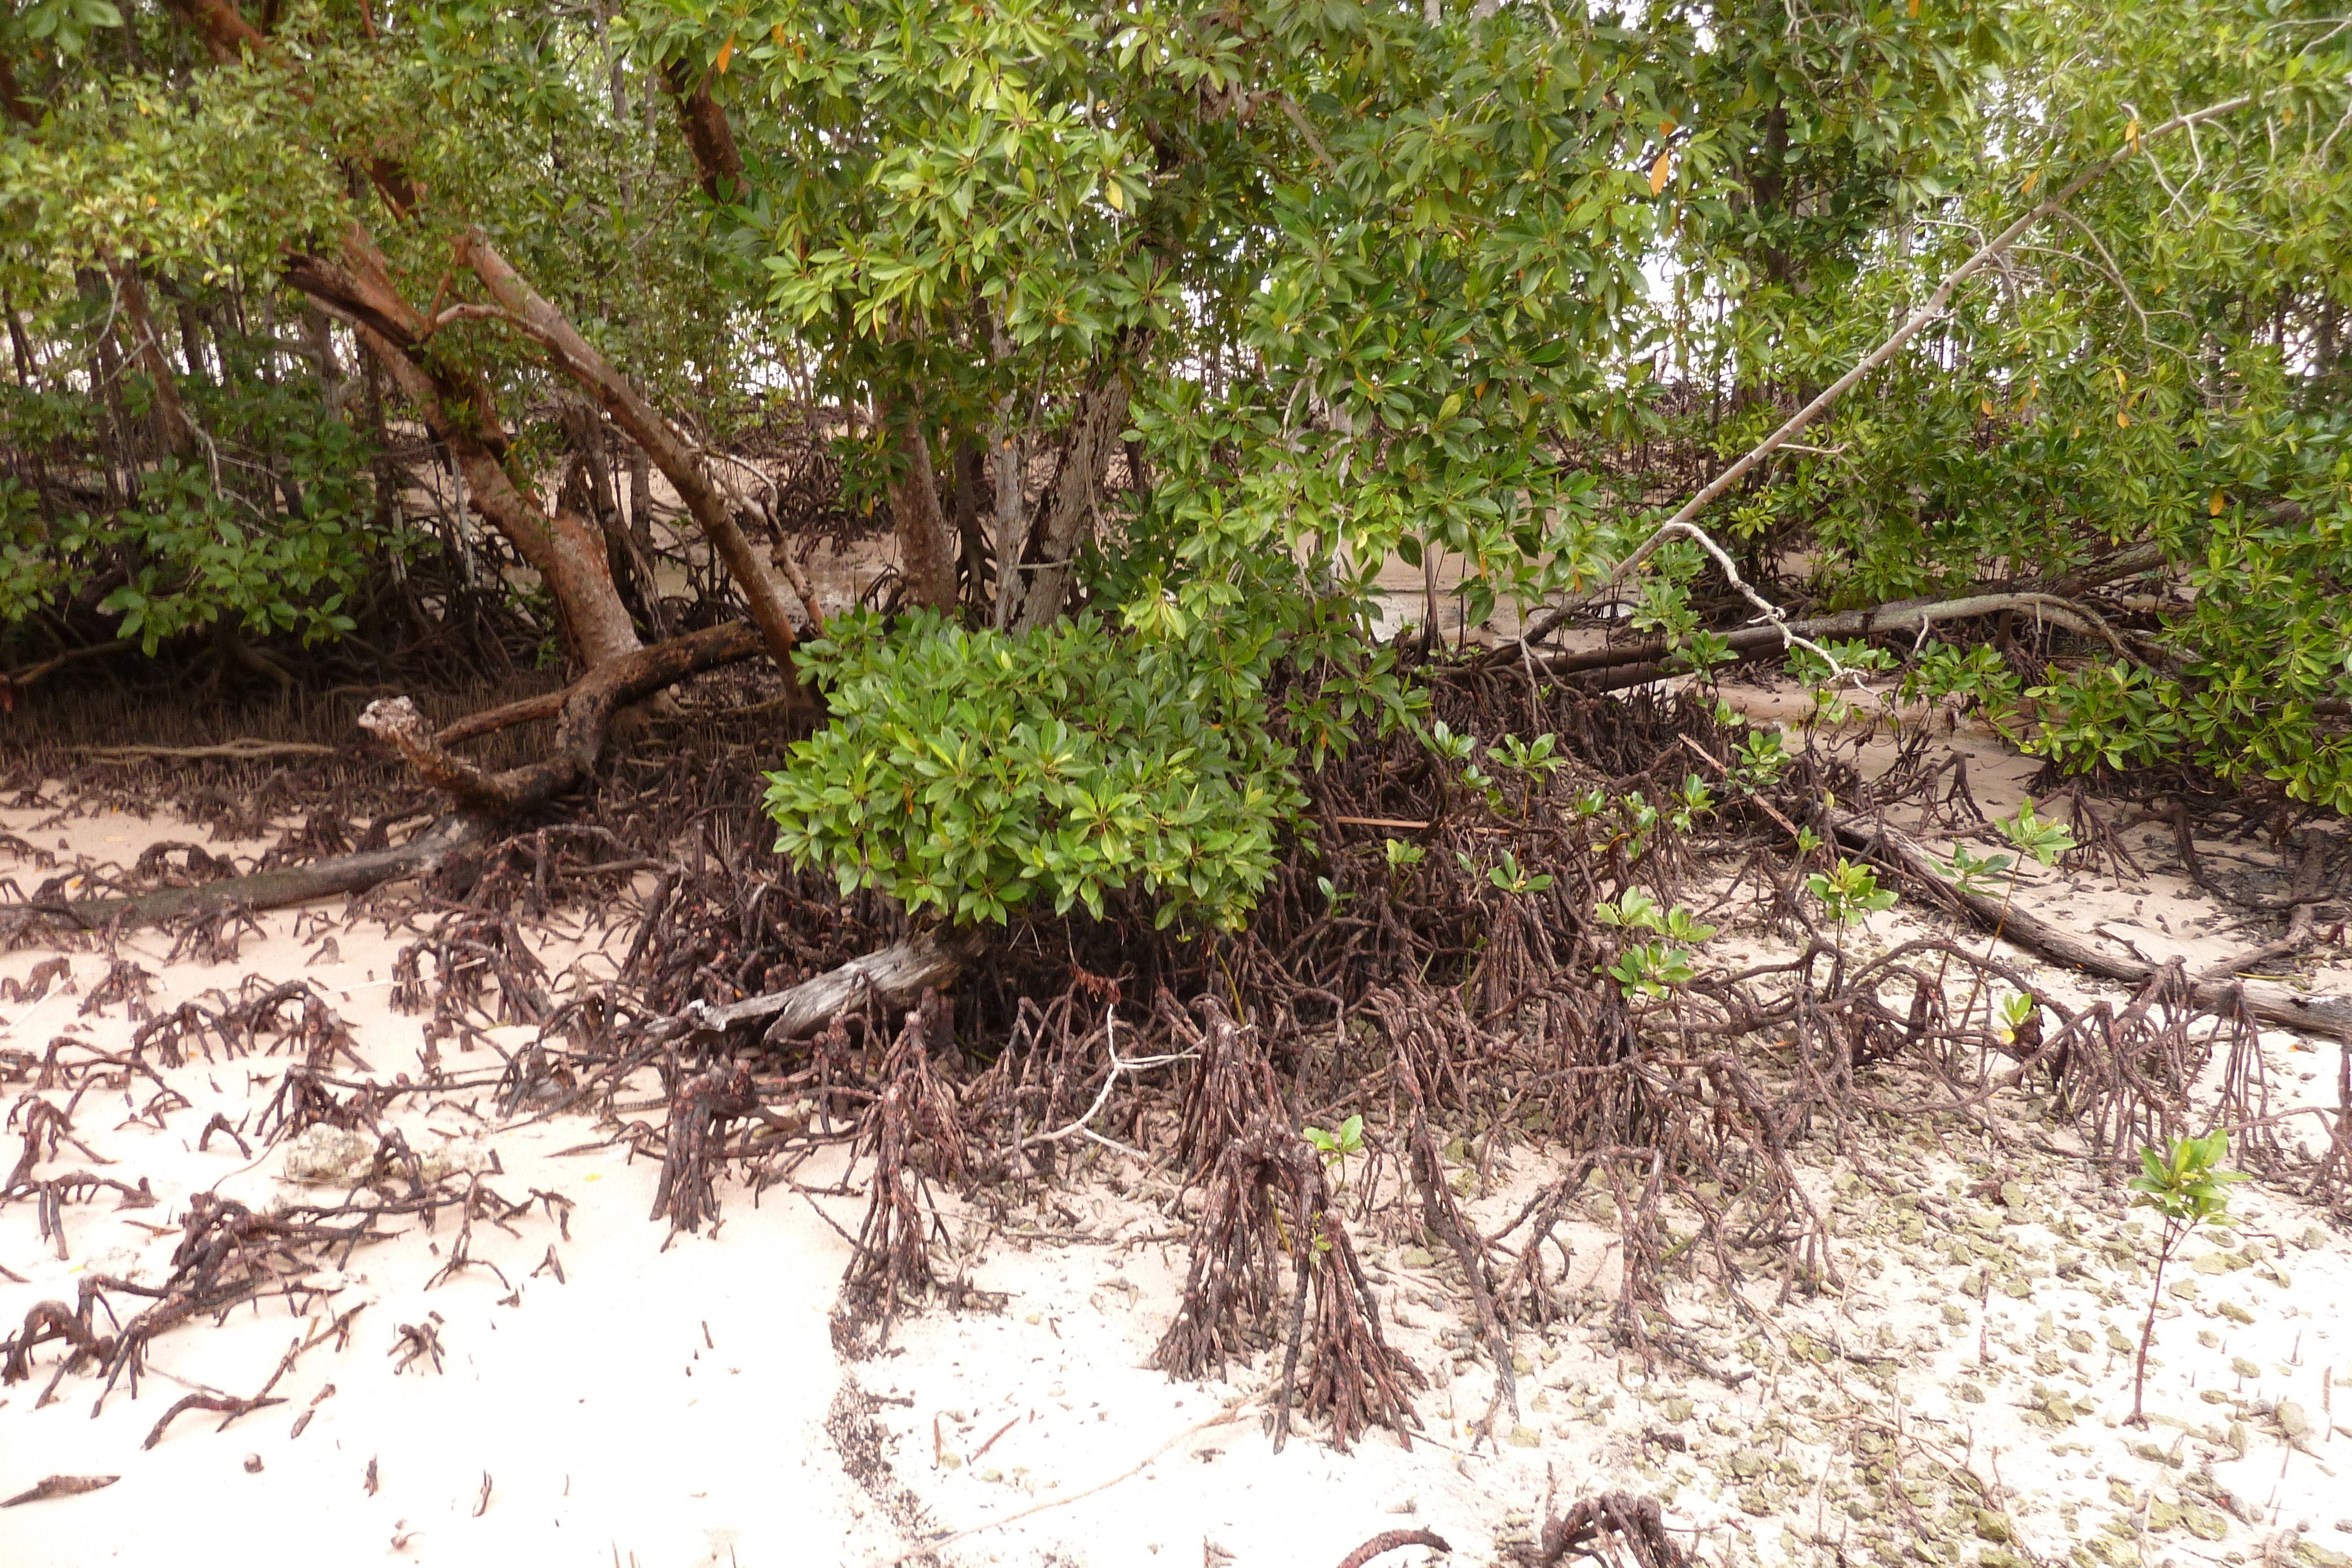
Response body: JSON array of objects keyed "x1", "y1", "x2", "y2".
[
  {"x1": 662, "y1": 58, "x2": 743, "y2": 202},
  {"x1": 299, "y1": 300, "x2": 346, "y2": 410},
  {"x1": 174, "y1": 293, "x2": 210, "y2": 385},
  {"x1": 451, "y1": 229, "x2": 813, "y2": 676},
  {"x1": 286, "y1": 224, "x2": 644, "y2": 669},
  {"x1": 1009, "y1": 346, "x2": 1135, "y2": 631},
  {"x1": 952, "y1": 434, "x2": 987, "y2": 607},
  {"x1": 881, "y1": 399, "x2": 958, "y2": 613},
  {"x1": 989, "y1": 405, "x2": 1025, "y2": 631},
  {"x1": 4, "y1": 289, "x2": 34, "y2": 386}
]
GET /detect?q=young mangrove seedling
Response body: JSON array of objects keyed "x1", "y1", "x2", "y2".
[{"x1": 2124, "y1": 1129, "x2": 2247, "y2": 1427}]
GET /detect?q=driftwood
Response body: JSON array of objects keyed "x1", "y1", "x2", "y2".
[
  {"x1": 1837, "y1": 814, "x2": 2352, "y2": 1042},
  {"x1": 25, "y1": 623, "x2": 766, "y2": 932},
  {"x1": 677, "y1": 926, "x2": 984, "y2": 1044},
  {"x1": 40, "y1": 815, "x2": 488, "y2": 930},
  {"x1": 362, "y1": 620, "x2": 766, "y2": 815}
]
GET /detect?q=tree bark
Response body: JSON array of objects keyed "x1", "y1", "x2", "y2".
[
  {"x1": 1009, "y1": 345, "x2": 1135, "y2": 631},
  {"x1": 108, "y1": 262, "x2": 197, "y2": 462},
  {"x1": 661, "y1": 58, "x2": 744, "y2": 202},
  {"x1": 951, "y1": 434, "x2": 987, "y2": 606},
  {"x1": 359, "y1": 619, "x2": 765, "y2": 815},
  {"x1": 450, "y1": 229, "x2": 811, "y2": 676},
  {"x1": 286, "y1": 226, "x2": 645, "y2": 669},
  {"x1": 880, "y1": 400, "x2": 958, "y2": 612}
]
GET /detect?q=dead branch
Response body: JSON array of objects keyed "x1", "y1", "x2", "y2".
[
  {"x1": 1835, "y1": 813, "x2": 2352, "y2": 1041},
  {"x1": 77, "y1": 739, "x2": 339, "y2": 763},
  {"x1": 49, "y1": 814, "x2": 487, "y2": 929},
  {"x1": 360, "y1": 619, "x2": 766, "y2": 815},
  {"x1": 1512, "y1": 590, "x2": 2136, "y2": 674},
  {"x1": 1515, "y1": 93, "x2": 2257, "y2": 653},
  {"x1": 673, "y1": 925, "x2": 984, "y2": 1045}
]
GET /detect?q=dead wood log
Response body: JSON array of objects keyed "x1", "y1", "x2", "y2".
[
  {"x1": 674, "y1": 925, "x2": 984, "y2": 1045},
  {"x1": 1835, "y1": 814, "x2": 2352, "y2": 1042},
  {"x1": 1514, "y1": 590, "x2": 2134, "y2": 676},
  {"x1": 35, "y1": 814, "x2": 487, "y2": 931},
  {"x1": 360, "y1": 620, "x2": 764, "y2": 815},
  {"x1": 27, "y1": 623, "x2": 763, "y2": 931}
]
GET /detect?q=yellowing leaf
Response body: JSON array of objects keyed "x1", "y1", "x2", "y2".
[
  {"x1": 1104, "y1": 179, "x2": 1123, "y2": 211},
  {"x1": 716, "y1": 35, "x2": 736, "y2": 72},
  {"x1": 2114, "y1": 367, "x2": 2127, "y2": 390},
  {"x1": 1907, "y1": 0, "x2": 1920, "y2": 15},
  {"x1": 772, "y1": 24, "x2": 786, "y2": 44},
  {"x1": 2117, "y1": 411, "x2": 2130, "y2": 428},
  {"x1": 2210, "y1": 491, "x2": 2226, "y2": 516},
  {"x1": 2022, "y1": 167, "x2": 2042, "y2": 195},
  {"x1": 2126, "y1": 118, "x2": 2140, "y2": 152},
  {"x1": 1649, "y1": 149, "x2": 1672, "y2": 195}
]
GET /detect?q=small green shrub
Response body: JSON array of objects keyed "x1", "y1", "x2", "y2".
[{"x1": 761, "y1": 609, "x2": 1304, "y2": 930}]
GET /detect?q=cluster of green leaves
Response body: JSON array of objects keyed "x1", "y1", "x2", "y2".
[
  {"x1": 1805, "y1": 857, "x2": 1898, "y2": 930},
  {"x1": 2129, "y1": 1129, "x2": 2247, "y2": 1229},
  {"x1": 0, "y1": 358, "x2": 389, "y2": 649},
  {"x1": 1596, "y1": 887, "x2": 1717, "y2": 999},
  {"x1": 761, "y1": 609, "x2": 1303, "y2": 929}
]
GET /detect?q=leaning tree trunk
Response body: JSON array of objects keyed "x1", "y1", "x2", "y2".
[
  {"x1": 880, "y1": 399, "x2": 960, "y2": 613},
  {"x1": 1008, "y1": 342, "x2": 1137, "y2": 632},
  {"x1": 286, "y1": 225, "x2": 647, "y2": 670},
  {"x1": 453, "y1": 229, "x2": 819, "y2": 675}
]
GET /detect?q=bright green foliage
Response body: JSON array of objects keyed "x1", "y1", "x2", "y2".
[
  {"x1": 1995, "y1": 798, "x2": 2078, "y2": 868},
  {"x1": 2124, "y1": 1128, "x2": 2249, "y2": 1422},
  {"x1": 1942, "y1": 842, "x2": 2016, "y2": 895},
  {"x1": 1303, "y1": 1113, "x2": 1365, "y2": 1186},
  {"x1": 1, "y1": 363, "x2": 389, "y2": 648},
  {"x1": 1805, "y1": 858, "x2": 1899, "y2": 928},
  {"x1": 760, "y1": 609, "x2": 1302, "y2": 929},
  {"x1": 1596, "y1": 888, "x2": 1715, "y2": 999},
  {"x1": 1606, "y1": 943, "x2": 1700, "y2": 1001},
  {"x1": 2129, "y1": 1130, "x2": 2249, "y2": 1229}
]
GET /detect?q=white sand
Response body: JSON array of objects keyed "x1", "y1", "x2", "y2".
[{"x1": 5, "y1": 734, "x2": 2351, "y2": 1568}]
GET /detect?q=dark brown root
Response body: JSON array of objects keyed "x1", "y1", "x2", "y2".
[
  {"x1": 1522, "y1": 1492, "x2": 1692, "y2": 1568},
  {"x1": 834, "y1": 994, "x2": 972, "y2": 1352},
  {"x1": 1152, "y1": 1111, "x2": 1421, "y2": 1452}
]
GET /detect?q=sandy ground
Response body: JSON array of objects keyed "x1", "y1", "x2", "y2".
[{"x1": 5, "y1": 714, "x2": 2351, "y2": 1568}]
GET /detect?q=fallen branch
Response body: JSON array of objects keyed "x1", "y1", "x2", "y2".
[
  {"x1": 1508, "y1": 590, "x2": 2136, "y2": 677},
  {"x1": 77, "y1": 739, "x2": 339, "y2": 763},
  {"x1": 38, "y1": 814, "x2": 487, "y2": 930},
  {"x1": 360, "y1": 619, "x2": 765, "y2": 815},
  {"x1": 142, "y1": 1389, "x2": 288, "y2": 1450},
  {"x1": 676, "y1": 925, "x2": 985, "y2": 1045},
  {"x1": 1835, "y1": 814, "x2": 2352, "y2": 1042}
]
